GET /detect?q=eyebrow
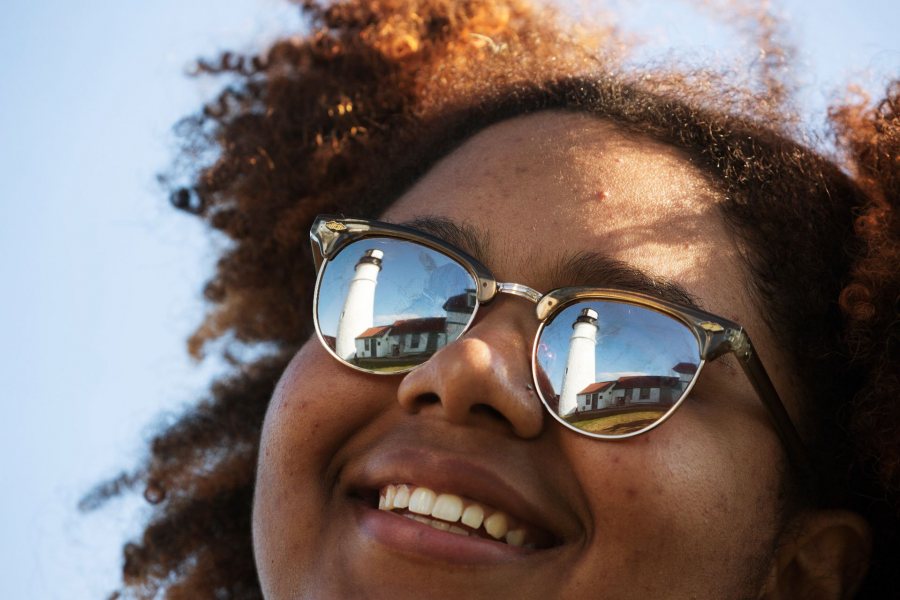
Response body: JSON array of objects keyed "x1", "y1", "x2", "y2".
[
  {"x1": 548, "y1": 251, "x2": 706, "y2": 311},
  {"x1": 397, "y1": 216, "x2": 704, "y2": 312},
  {"x1": 400, "y1": 216, "x2": 492, "y2": 265}
]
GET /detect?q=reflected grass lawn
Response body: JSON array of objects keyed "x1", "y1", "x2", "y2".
[
  {"x1": 351, "y1": 358, "x2": 423, "y2": 372},
  {"x1": 368, "y1": 364, "x2": 418, "y2": 373},
  {"x1": 567, "y1": 410, "x2": 666, "y2": 434}
]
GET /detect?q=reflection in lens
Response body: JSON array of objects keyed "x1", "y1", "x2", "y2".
[
  {"x1": 535, "y1": 301, "x2": 700, "y2": 436},
  {"x1": 317, "y1": 238, "x2": 478, "y2": 373}
]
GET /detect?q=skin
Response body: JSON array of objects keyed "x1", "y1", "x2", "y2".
[{"x1": 253, "y1": 111, "x2": 812, "y2": 599}]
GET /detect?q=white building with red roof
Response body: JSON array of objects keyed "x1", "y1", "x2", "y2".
[{"x1": 354, "y1": 317, "x2": 448, "y2": 359}]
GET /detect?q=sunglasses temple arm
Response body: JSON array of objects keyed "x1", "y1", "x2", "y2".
[{"x1": 737, "y1": 346, "x2": 814, "y2": 477}]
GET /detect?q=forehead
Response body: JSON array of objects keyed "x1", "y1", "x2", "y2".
[{"x1": 384, "y1": 111, "x2": 742, "y2": 306}]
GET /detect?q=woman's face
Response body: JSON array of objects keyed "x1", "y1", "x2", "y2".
[{"x1": 253, "y1": 112, "x2": 800, "y2": 598}]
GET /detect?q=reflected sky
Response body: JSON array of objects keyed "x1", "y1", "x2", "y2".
[
  {"x1": 317, "y1": 238, "x2": 476, "y2": 335},
  {"x1": 536, "y1": 301, "x2": 700, "y2": 395}
]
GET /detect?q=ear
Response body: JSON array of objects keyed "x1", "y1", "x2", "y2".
[{"x1": 763, "y1": 510, "x2": 872, "y2": 600}]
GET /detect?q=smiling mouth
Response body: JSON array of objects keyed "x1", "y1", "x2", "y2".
[{"x1": 375, "y1": 484, "x2": 554, "y2": 549}]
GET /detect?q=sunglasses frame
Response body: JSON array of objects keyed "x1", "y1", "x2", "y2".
[{"x1": 310, "y1": 215, "x2": 809, "y2": 470}]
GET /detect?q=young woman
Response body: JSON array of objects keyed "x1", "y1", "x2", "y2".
[{"x1": 92, "y1": 0, "x2": 899, "y2": 597}]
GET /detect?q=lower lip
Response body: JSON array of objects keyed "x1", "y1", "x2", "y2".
[{"x1": 355, "y1": 503, "x2": 536, "y2": 565}]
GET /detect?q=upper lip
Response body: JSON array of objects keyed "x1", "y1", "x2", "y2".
[{"x1": 340, "y1": 430, "x2": 578, "y2": 546}]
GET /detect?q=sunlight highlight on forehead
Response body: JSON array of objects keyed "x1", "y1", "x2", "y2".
[{"x1": 387, "y1": 111, "x2": 735, "y2": 294}]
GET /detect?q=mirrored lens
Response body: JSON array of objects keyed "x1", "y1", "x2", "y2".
[
  {"x1": 535, "y1": 300, "x2": 701, "y2": 436},
  {"x1": 316, "y1": 237, "x2": 478, "y2": 373}
]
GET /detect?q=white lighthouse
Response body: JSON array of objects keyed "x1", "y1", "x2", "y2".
[
  {"x1": 335, "y1": 248, "x2": 383, "y2": 360},
  {"x1": 558, "y1": 307, "x2": 598, "y2": 417}
]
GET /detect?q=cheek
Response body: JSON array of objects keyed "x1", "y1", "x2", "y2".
[
  {"x1": 253, "y1": 340, "x2": 392, "y2": 586},
  {"x1": 561, "y1": 413, "x2": 783, "y2": 593},
  {"x1": 259, "y1": 339, "x2": 393, "y2": 468},
  {"x1": 257, "y1": 343, "x2": 345, "y2": 495}
]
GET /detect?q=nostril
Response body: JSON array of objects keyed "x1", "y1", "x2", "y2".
[
  {"x1": 404, "y1": 393, "x2": 504, "y2": 422},
  {"x1": 471, "y1": 404, "x2": 505, "y2": 421},
  {"x1": 419, "y1": 393, "x2": 440, "y2": 405},
  {"x1": 406, "y1": 392, "x2": 441, "y2": 412}
]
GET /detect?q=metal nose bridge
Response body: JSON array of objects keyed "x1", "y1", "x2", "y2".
[{"x1": 496, "y1": 282, "x2": 542, "y2": 304}]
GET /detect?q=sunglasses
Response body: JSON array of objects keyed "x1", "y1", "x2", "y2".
[{"x1": 310, "y1": 215, "x2": 808, "y2": 465}]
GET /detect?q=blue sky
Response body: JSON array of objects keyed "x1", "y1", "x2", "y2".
[
  {"x1": 1, "y1": 0, "x2": 896, "y2": 598},
  {"x1": 537, "y1": 301, "x2": 700, "y2": 391},
  {"x1": 317, "y1": 238, "x2": 476, "y2": 332}
]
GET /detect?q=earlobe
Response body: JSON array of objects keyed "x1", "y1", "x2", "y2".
[{"x1": 763, "y1": 510, "x2": 872, "y2": 600}]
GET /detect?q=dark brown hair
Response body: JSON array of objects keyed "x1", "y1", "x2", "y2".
[{"x1": 84, "y1": 0, "x2": 899, "y2": 597}]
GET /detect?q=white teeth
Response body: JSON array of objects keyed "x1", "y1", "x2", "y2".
[
  {"x1": 379, "y1": 484, "x2": 528, "y2": 547},
  {"x1": 461, "y1": 504, "x2": 485, "y2": 529},
  {"x1": 431, "y1": 494, "x2": 463, "y2": 523},
  {"x1": 505, "y1": 529, "x2": 526, "y2": 547},
  {"x1": 393, "y1": 485, "x2": 411, "y2": 509},
  {"x1": 409, "y1": 487, "x2": 437, "y2": 515},
  {"x1": 484, "y1": 512, "x2": 509, "y2": 540}
]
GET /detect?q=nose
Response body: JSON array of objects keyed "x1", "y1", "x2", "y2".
[{"x1": 396, "y1": 298, "x2": 544, "y2": 438}]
